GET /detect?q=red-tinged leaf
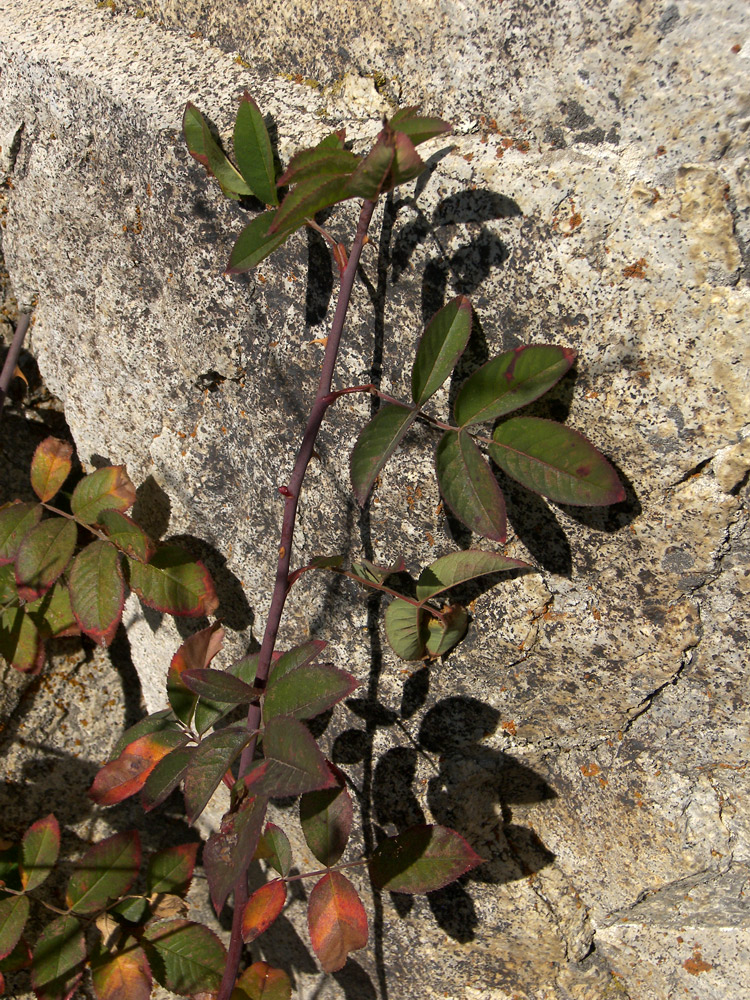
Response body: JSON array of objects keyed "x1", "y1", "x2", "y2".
[
  {"x1": 435, "y1": 429, "x2": 507, "y2": 541},
  {"x1": 30, "y1": 438, "x2": 73, "y2": 503},
  {"x1": 68, "y1": 540, "x2": 125, "y2": 646},
  {"x1": 384, "y1": 598, "x2": 428, "y2": 660},
  {"x1": 181, "y1": 668, "x2": 261, "y2": 704},
  {"x1": 0, "y1": 895, "x2": 29, "y2": 961},
  {"x1": 66, "y1": 831, "x2": 141, "y2": 915},
  {"x1": 0, "y1": 563, "x2": 16, "y2": 603},
  {"x1": 128, "y1": 545, "x2": 219, "y2": 617},
  {"x1": 300, "y1": 763, "x2": 352, "y2": 867},
  {"x1": 20, "y1": 814, "x2": 59, "y2": 892},
  {"x1": 234, "y1": 961, "x2": 292, "y2": 1000},
  {"x1": 307, "y1": 872, "x2": 367, "y2": 973},
  {"x1": 203, "y1": 798, "x2": 267, "y2": 915},
  {"x1": 167, "y1": 622, "x2": 225, "y2": 724},
  {"x1": 143, "y1": 918, "x2": 226, "y2": 996},
  {"x1": 269, "y1": 640, "x2": 327, "y2": 683},
  {"x1": 14, "y1": 518, "x2": 76, "y2": 602},
  {"x1": 350, "y1": 404, "x2": 417, "y2": 506},
  {"x1": 226, "y1": 211, "x2": 294, "y2": 274},
  {"x1": 388, "y1": 107, "x2": 451, "y2": 146},
  {"x1": 424, "y1": 605, "x2": 469, "y2": 658},
  {"x1": 269, "y1": 175, "x2": 352, "y2": 235},
  {"x1": 31, "y1": 914, "x2": 85, "y2": 1000},
  {"x1": 454, "y1": 344, "x2": 577, "y2": 426},
  {"x1": 183, "y1": 102, "x2": 213, "y2": 170},
  {"x1": 193, "y1": 650, "x2": 261, "y2": 736},
  {"x1": 0, "y1": 502, "x2": 43, "y2": 565},
  {"x1": 98, "y1": 510, "x2": 155, "y2": 562},
  {"x1": 184, "y1": 728, "x2": 252, "y2": 824},
  {"x1": 411, "y1": 296, "x2": 472, "y2": 407},
  {"x1": 389, "y1": 129, "x2": 426, "y2": 187},
  {"x1": 489, "y1": 417, "x2": 626, "y2": 506},
  {"x1": 263, "y1": 662, "x2": 358, "y2": 723},
  {"x1": 256, "y1": 717, "x2": 335, "y2": 798},
  {"x1": 0, "y1": 606, "x2": 45, "y2": 673},
  {"x1": 234, "y1": 94, "x2": 279, "y2": 206},
  {"x1": 346, "y1": 138, "x2": 395, "y2": 200},
  {"x1": 25, "y1": 582, "x2": 79, "y2": 639},
  {"x1": 70, "y1": 466, "x2": 136, "y2": 525},
  {"x1": 109, "y1": 709, "x2": 178, "y2": 760},
  {"x1": 416, "y1": 550, "x2": 530, "y2": 602},
  {"x1": 147, "y1": 843, "x2": 199, "y2": 897},
  {"x1": 254, "y1": 823, "x2": 292, "y2": 876},
  {"x1": 369, "y1": 825, "x2": 483, "y2": 893},
  {"x1": 141, "y1": 746, "x2": 194, "y2": 812},
  {"x1": 91, "y1": 941, "x2": 151, "y2": 1000},
  {"x1": 89, "y1": 730, "x2": 189, "y2": 806},
  {"x1": 242, "y1": 879, "x2": 286, "y2": 942},
  {"x1": 0, "y1": 935, "x2": 31, "y2": 974},
  {"x1": 277, "y1": 134, "x2": 356, "y2": 187}
]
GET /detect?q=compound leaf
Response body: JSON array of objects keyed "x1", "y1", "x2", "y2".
[
  {"x1": 411, "y1": 296, "x2": 472, "y2": 406},
  {"x1": 269, "y1": 640, "x2": 327, "y2": 683},
  {"x1": 0, "y1": 502, "x2": 43, "y2": 565},
  {"x1": 369, "y1": 825, "x2": 482, "y2": 893},
  {"x1": 193, "y1": 650, "x2": 260, "y2": 736},
  {"x1": 269, "y1": 175, "x2": 352, "y2": 235},
  {"x1": 31, "y1": 914, "x2": 85, "y2": 1000},
  {"x1": 30, "y1": 438, "x2": 73, "y2": 503},
  {"x1": 388, "y1": 107, "x2": 451, "y2": 146},
  {"x1": 454, "y1": 344, "x2": 577, "y2": 426},
  {"x1": 489, "y1": 417, "x2": 626, "y2": 506},
  {"x1": 235, "y1": 962, "x2": 292, "y2": 1000},
  {"x1": 307, "y1": 872, "x2": 367, "y2": 973},
  {"x1": 435, "y1": 430, "x2": 506, "y2": 542},
  {"x1": 70, "y1": 466, "x2": 136, "y2": 525},
  {"x1": 234, "y1": 93, "x2": 278, "y2": 206},
  {"x1": 299, "y1": 763, "x2": 352, "y2": 867},
  {"x1": 68, "y1": 540, "x2": 125, "y2": 646},
  {"x1": 416, "y1": 550, "x2": 529, "y2": 602},
  {"x1": 384, "y1": 598, "x2": 428, "y2": 660},
  {"x1": 128, "y1": 546, "x2": 219, "y2": 617},
  {"x1": 66, "y1": 831, "x2": 141, "y2": 915},
  {"x1": 255, "y1": 717, "x2": 334, "y2": 798},
  {"x1": 14, "y1": 517, "x2": 76, "y2": 602},
  {"x1": 109, "y1": 709, "x2": 177, "y2": 760},
  {"x1": 350, "y1": 404, "x2": 417, "y2": 506},
  {"x1": 181, "y1": 668, "x2": 261, "y2": 705},
  {"x1": 263, "y1": 663, "x2": 358, "y2": 723},
  {"x1": 20, "y1": 814, "x2": 60, "y2": 892},
  {"x1": 184, "y1": 728, "x2": 252, "y2": 824},
  {"x1": 278, "y1": 133, "x2": 355, "y2": 187},
  {"x1": 143, "y1": 918, "x2": 226, "y2": 996},
  {"x1": 241, "y1": 879, "x2": 286, "y2": 942},
  {"x1": 346, "y1": 140, "x2": 395, "y2": 200}
]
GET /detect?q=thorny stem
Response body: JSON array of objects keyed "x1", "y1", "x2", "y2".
[
  {"x1": 0, "y1": 312, "x2": 30, "y2": 426},
  {"x1": 216, "y1": 198, "x2": 377, "y2": 1000}
]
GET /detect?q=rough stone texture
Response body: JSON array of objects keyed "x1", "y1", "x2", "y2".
[{"x1": 1, "y1": 1, "x2": 749, "y2": 998}]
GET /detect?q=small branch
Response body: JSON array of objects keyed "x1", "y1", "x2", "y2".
[
  {"x1": 282, "y1": 858, "x2": 369, "y2": 883},
  {"x1": 0, "y1": 312, "x2": 31, "y2": 427},
  {"x1": 41, "y1": 503, "x2": 109, "y2": 542}
]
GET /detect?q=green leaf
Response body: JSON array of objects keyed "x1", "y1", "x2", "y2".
[
  {"x1": 411, "y1": 295, "x2": 472, "y2": 406},
  {"x1": 0, "y1": 894, "x2": 29, "y2": 962},
  {"x1": 263, "y1": 663, "x2": 358, "y2": 723},
  {"x1": 307, "y1": 872, "x2": 367, "y2": 973},
  {"x1": 0, "y1": 605, "x2": 44, "y2": 673},
  {"x1": 350, "y1": 404, "x2": 417, "y2": 506},
  {"x1": 184, "y1": 727, "x2": 252, "y2": 824},
  {"x1": 70, "y1": 466, "x2": 136, "y2": 525},
  {"x1": 384, "y1": 598, "x2": 427, "y2": 660},
  {"x1": 66, "y1": 831, "x2": 141, "y2": 915},
  {"x1": 345, "y1": 139, "x2": 395, "y2": 200},
  {"x1": 183, "y1": 102, "x2": 212, "y2": 168},
  {"x1": 141, "y1": 746, "x2": 194, "y2": 812},
  {"x1": 416, "y1": 550, "x2": 530, "y2": 601},
  {"x1": 0, "y1": 502, "x2": 43, "y2": 565},
  {"x1": 0, "y1": 563, "x2": 16, "y2": 603},
  {"x1": 454, "y1": 344, "x2": 577, "y2": 426},
  {"x1": 488, "y1": 417, "x2": 626, "y2": 506},
  {"x1": 30, "y1": 438, "x2": 73, "y2": 503},
  {"x1": 388, "y1": 129, "x2": 426, "y2": 187},
  {"x1": 300, "y1": 763, "x2": 352, "y2": 867},
  {"x1": 277, "y1": 133, "x2": 356, "y2": 187},
  {"x1": 226, "y1": 211, "x2": 294, "y2": 274},
  {"x1": 269, "y1": 174, "x2": 352, "y2": 235},
  {"x1": 369, "y1": 825, "x2": 483, "y2": 893},
  {"x1": 89, "y1": 730, "x2": 189, "y2": 806},
  {"x1": 167, "y1": 622, "x2": 225, "y2": 724},
  {"x1": 388, "y1": 107, "x2": 452, "y2": 146},
  {"x1": 254, "y1": 823, "x2": 292, "y2": 877},
  {"x1": 20, "y1": 814, "x2": 60, "y2": 892},
  {"x1": 98, "y1": 510, "x2": 155, "y2": 562},
  {"x1": 109, "y1": 709, "x2": 178, "y2": 760},
  {"x1": 25, "y1": 581, "x2": 79, "y2": 639},
  {"x1": 30, "y1": 914, "x2": 85, "y2": 1000},
  {"x1": 90, "y1": 940, "x2": 152, "y2": 1000},
  {"x1": 183, "y1": 104, "x2": 255, "y2": 199},
  {"x1": 0, "y1": 935, "x2": 31, "y2": 975},
  {"x1": 251, "y1": 717, "x2": 333, "y2": 798},
  {"x1": 68, "y1": 540, "x2": 125, "y2": 646},
  {"x1": 234, "y1": 961, "x2": 292, "y2": 1000},
  {"x1": 111, "y1": 896, "x2": 149, "y2": 923},
  {"x1": 14, "y1": 517, "x2": 77, "y2": 602},
  {"x1": 147, "y1": 843, "x2": 199, "y2": 897},
  {"x1": 348, "y1": 557, "x2": 405, "y2": 587},
  {"x1": 128, "y1": 545, "x2": 219, "y2": 617},
  {"x1": 203, "y1": 797, "x2": 267, "y2": 914},
  {"x1": 234, "y1": 93, "x2": 278, "y2": 206},
  {"x1": 424, "y1": 605, "x2": 469, "y2": 658},
  {"x1": 241, "y1": 879, "x2": 286, "y2": 942},
  {"x1": 193, "y1": 650, "x2": 260, "y2": 736},
  {"x1": 269, "y1": 640, "x2": 327, "y2": 683},
  {"x1": 181, "y1": 668, "x2": 261, "y2": 704},
  {"x1": 435, "y1": 430, "x2": 507, "y2": 541},
  {"x1": 143, "y1": 918, "x2": 226, "y2": 996}
]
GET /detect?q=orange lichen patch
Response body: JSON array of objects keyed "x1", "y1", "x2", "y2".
[
  {"x1": 684, "y1": 950, "x2": 712, "y2": 976},
  {"x1": 623, "y1": 258, "x2": 648, "y2": 279},
  {"x1": 515, "y1": 140, "x2": 530, "y2": 153},
  {"x1": 581, "y1": 762, "x2": 601, "y2": 777},
  {"x1": 463, "y1": 153, "x2": 474, "y2": 163},
  {"x1": 501, "y1": 720, "x2": 517, "y2": 736},
  {"x1": 425, "y1": 530, "x2": 435, "y2": 547},
  {"x1": 568, "y1": 211, "x2": 583, "y2": 231},
  {"x1": 592, "y1": 608, "x2": 601, "y2": 620},
  {"x1": 309, "y1": 336, "x2": 328, "y2": 347},
  {"x1": 731, "y1": 43, "x2": 741, "y2": 53},
  {"x1": 655, "y1": 145, "x2": 667, "y2": 156}
]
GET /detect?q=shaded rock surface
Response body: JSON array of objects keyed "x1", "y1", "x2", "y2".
[{"x1": 1, "y1": 1, "x2": 748, "y2": 997}]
